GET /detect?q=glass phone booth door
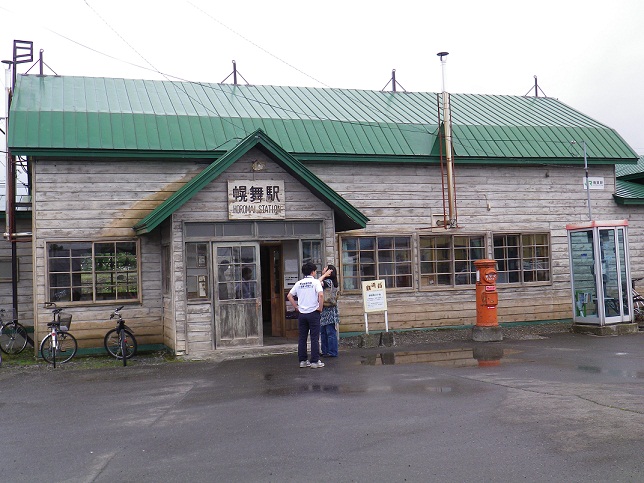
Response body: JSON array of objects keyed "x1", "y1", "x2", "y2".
[{"x1": 567, "y1": 220, "x2": 632, "y2": 326}]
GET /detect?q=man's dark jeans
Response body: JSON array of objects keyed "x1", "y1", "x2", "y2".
[{"x1": 298, "y1": 310, "x2": 321, "y2": 363}]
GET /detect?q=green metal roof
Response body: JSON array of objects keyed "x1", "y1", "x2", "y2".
[
  {"x1": 614, "y1": 179, "x2": 644, "y2": 205},
  {"x1": 616, "y1": 155, "x2": 644, "y2": 180},
  {"x1": 8, "y1": 75, "x2": 639, "y2": 164},
  {"x1": 133, "y1": 129, "x2": 369, "y2": 234},
  {"x1": 613, "y1": 156, "x2": 644, "y2": 204}
]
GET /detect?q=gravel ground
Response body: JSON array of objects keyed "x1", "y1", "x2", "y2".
[{"x1": 339, "y1": 321, "x2": 574, "y2": 348}]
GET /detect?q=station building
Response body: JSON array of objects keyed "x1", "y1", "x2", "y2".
[{"x1": 3, "y1": 74, "x2": 641, "y2": 355}]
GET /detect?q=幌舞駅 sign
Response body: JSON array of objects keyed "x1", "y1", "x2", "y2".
[{"x1": 228, "y1": 180, "x2": 285, "y2": 219}]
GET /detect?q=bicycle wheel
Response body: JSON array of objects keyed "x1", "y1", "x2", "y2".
[
  {"x1": 104, "y1": 329, "x2": 137, "y2": 360},
  {"x1": 634, "y1": 297, "x2": 644, "y2": 325},
  {"x1": 0, "y1": 322, "x2": 29, "y2": 354},
  {"x1": 121, "y1": 331, "x2": 127, "y2": 366},
  {"x1": 40, "y1": 334, "x2": 55, "y2": 364},
  {"x1": 40, "y1": 332, "x2": 77, "y2": 364}
]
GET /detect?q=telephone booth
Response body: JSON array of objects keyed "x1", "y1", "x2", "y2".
[{"x1": 566, "y1": 220, "x2": 632, "y2": 326}]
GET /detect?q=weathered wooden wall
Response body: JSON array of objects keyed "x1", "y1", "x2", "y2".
[
  {"x1": 172, "y1": 149, "x2": 335, "y2": 355},
  {"x1": 307, "y1": 162, "x2": 631, "y2": 333},
  {"x1": 29, "y1": 159, "x2": 203, "y2": 351},
  {"x1": 28, "y1": 152, "x2": 644, "y2": 352}
]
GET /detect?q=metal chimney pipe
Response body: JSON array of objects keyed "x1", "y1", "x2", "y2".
[{"x1": 437, "y1": 52, "x2": 456, "y2": 227}]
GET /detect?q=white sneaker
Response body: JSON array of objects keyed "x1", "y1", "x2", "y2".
[
  {"x1": 299, "y1": 361, "x2": 311, "y2": 368},
  {"x1": 310, "y1": 361, "x2": 325, "y2": 368}
]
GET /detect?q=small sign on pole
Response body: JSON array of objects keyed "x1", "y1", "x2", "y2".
[{"x1": 361, "y1": 280, "x2": 388, "y2": 334}]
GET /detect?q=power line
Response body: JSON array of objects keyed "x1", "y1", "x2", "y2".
[{"x1": 186, "y1": 1, "x2": 331, "y2": 89}]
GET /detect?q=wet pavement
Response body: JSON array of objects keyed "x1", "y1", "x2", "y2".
[{"x1": 1, "y1": 330, "x2": 643, "y2": 482}]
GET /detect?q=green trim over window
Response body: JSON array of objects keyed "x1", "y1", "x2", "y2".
[{"x1": 133, "y1": 129, "x2": 369, "y2": 235}]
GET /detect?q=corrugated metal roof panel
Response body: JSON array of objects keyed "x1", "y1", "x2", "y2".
[
  {"x1": 8, "y1": 75, "x2": 637, "y2": 163},
  {"x1": 614, "y1": 179, "x2": 644, "y2": 204},
  {"x1": 616, "y1": 155, "x2": 644, "y2": 179}
]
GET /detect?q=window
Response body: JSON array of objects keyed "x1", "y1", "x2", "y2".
[
  {"x1": 186, "y1": 242, "x2": 210, "y2": 299},
  {"x1": 302, "y1": 240, "x2": 323, "y2": 274},
  {"x1": 494, "y1": 233, "x2": 550, "y2": 284},
  {"x1": 341, "y1": 236, "x2": 412, "y2": 290},
  {"x1": 47, "y1": 241, "x2": 139, "y2": 303},
  {"x1": 419, "y1": 235, "x2": 484, "y2": 287},
  {"x1": 215, "y1": 245, "x2": 258, "y2": 301}
]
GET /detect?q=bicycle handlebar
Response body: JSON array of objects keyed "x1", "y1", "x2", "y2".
[{"x1": 110, "y1": 306, "x2": 125, "y2": 319}]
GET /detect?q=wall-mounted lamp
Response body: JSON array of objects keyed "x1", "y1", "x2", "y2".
[{"x1": 251, "y1": 160, "x2": 266, "y2": 172}]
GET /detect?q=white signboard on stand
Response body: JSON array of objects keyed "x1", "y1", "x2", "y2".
[{"x1": 361, "y1": 280, "x2": 389, "y2": 334}]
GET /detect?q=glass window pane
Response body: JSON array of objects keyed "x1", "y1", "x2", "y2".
[
  {"x1": 359, "y1": 238, "x2": 375, "y2": 250},
  {"x1": 342, "y1": 238, "x2": 357, "y2": 251},
  {"x1": 222, "y1": 223, "x2": 253, "y2": 237},
  {"x1": 378, "y1": 237, "x2": 393, "y2": 250},
  {"x1": 257, "y1": 222, "x2": 286, "y2": 236},
  {"x1": 185, "y1": 223, "x2": 215, "y2": 237},
  {"x1": 47, "y1": 241, "x2": 140, "y2": 304},
  {"x1": 342, "y1": 236, "x2": 412, "y2": 289},
  {"x1": 420, "y1": 235, "x2": 485, "y2": 287},
  {"x1": 292, "y1": 222, "x2": 322, "y2": 235}
]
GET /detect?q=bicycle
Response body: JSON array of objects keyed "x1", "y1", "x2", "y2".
[
  {"x1": 0, "y1": 308, "x2": 28, "y2": 355},
  {"x1": 103, "y1": 306, "x2": 137, "y2": 366},
  {"x1": 632, "y1": 277, "x2": 644, "y2": 325},
  {"x1": 40, "y1": 303, "x2": 77, "y2": 368}
]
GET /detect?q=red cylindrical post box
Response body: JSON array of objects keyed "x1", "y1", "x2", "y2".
[{"x1": 474, "y1": 259, "x2": 498, "y2": 327}]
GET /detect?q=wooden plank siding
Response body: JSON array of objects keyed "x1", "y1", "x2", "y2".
[
  {"x1": 26, "y1": 149, "x2": 644, "y2": 353},
  {"x1": 171, "y1": 149, "x2": 335, "y2": 355},
  {"x1": 308, "y1": 163, "x2": 622, "y2": 333},
  {"x1": 29, "y1": 159, "x2": 193, "y2": 353}
]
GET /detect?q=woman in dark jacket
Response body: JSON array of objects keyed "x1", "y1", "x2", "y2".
[{"x1": 319, "y1": 264, "x2": 340, "y2": 357}]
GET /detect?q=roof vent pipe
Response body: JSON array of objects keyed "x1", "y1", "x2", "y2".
[{"x1": 437, "y1": 52, "x2": 456, "y2": 227}]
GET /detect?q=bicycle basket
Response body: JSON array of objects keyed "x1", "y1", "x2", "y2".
[{"x1": 57, "y1": 312, "x2": 72, "y2": 331}]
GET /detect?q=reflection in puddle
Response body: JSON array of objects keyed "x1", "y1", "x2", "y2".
[
  {"x1": 265, "y1": 384, "x2": 358, "y2": 396},
  {"x1": 361, "y1": 346, "x2": 511, "y2": 368},
  {"x1": 426, "y1": 386, "x2": 452, "y2": 393},
  {"x1": 577, "y1": 365, "x2": 644, "y2": 378}
]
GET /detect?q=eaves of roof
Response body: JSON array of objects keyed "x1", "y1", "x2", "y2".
[
  {"x1": 613, "y1": 179, "x2": 644, "y2": 205},
  {"x1": 616, "y1": 155, "x2": 644, "y2": 180},
  {"x1": 133, "y1": 129, "x2": 369, "y2": 234}
]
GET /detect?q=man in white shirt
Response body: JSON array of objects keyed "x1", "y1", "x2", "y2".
[{"x1": 287, "y1": 262, "x2": 325, "y2": 368}]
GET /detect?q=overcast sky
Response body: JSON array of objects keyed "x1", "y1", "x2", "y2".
[{"x1": 1, "y1": 0, "x2": 643, "y2": 157}]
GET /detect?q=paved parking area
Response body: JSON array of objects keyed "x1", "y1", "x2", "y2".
[{"x1": 1, "y1": 330, "x2": 643, "y2": 482}]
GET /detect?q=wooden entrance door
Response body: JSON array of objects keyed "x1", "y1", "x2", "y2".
[
  {"x1": 214, "y1": 243, "x2": 262, "y2": 347},
  {"x1": 266, "y1": 245, "x2": 285, "y2": 337}
]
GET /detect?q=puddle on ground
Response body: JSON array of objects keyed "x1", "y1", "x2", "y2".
[
  {"x1": 264, "y1": 383, "x2": 359, "y2": 396},
  {"x1": 576, "y1": 365, "x2": 644, "y2": 378},
  {"x1": 360, "y1": 347, "x2": 521, "y2": 368}
]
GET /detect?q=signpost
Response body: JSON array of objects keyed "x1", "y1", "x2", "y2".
[{"x1": 361, "y1": 280, "x2": 388, "y2": 334}]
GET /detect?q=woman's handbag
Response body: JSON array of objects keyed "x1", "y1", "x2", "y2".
[{"x1": 323, "y1": 285, "x2": 338, "y2": 307}]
